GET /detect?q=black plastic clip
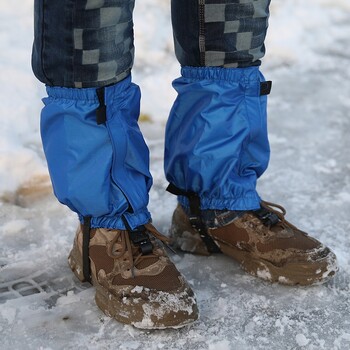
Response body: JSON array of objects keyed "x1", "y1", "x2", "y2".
[
  {"x1": 122, "y1": 217, "x2": 153, "y2": 255},
  {"x1": 254, "y1": 207, "x2": 280, "y2": 226},
  {"x1": 128, "y1": 227, "x2": 153, "y2": 255}
]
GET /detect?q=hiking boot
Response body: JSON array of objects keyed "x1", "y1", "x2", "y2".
[
  {"x1": 68, "y1": 223, "x2": 198, "y2": 329},
  {"x1": 170, "y1": 201, "x2": 338, "y2": 286}
]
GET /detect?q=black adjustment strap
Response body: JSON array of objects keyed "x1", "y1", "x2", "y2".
[
  {"x1": 96, "y1": 87, "x2": 107, "y2": 125},
  {"x1": 260, "y1": 81, "x2": 272, "y2": 96},
  {"x1": 82, "y1": 216, "x2": 92, "y2": 283},
  {"x1": 166, "y1": 184, "x2": 221, "y2": 253},
  {"x1": 122, "y1": 217, "x2": 153, "y2": 255},
  {"x1": 253, "y1": 207, "x2": 280, "y2": 226}
]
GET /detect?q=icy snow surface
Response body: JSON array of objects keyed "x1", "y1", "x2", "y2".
[{"x1": 1, "y1": 0, "x2": 350, "y2": 349}]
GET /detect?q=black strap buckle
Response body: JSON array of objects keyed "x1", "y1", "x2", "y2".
[
  {"x1": 128, "y1": 227, "x2": 153, "y2": 255},
  {"x1": 166, "y1": 184, "x2": 221, "y2": 254},
  {"x1": 254, "y1": 207, "x2": 280, "y2": 226},
  {"x1": 189, "y1": 215, "x2": 203, "y2": 231}
]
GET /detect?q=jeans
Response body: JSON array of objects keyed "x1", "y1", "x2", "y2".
[{"x1": 32, "y1": 0, "x2": 270, "y2": 88}]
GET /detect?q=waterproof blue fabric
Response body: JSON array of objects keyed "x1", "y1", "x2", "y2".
[
  {"x1": 41, "y1": 76, "x2": 152, "y2": 229},
  {"x1": 164, "y1": 66, "x2": 270, "y2": 211}
]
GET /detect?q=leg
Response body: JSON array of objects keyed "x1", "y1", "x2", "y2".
[
  {"x1": 32, "y1": 0, "x2": 198, "y2": 328},
  {"x1": 33, "y1": 0, "x2": 149, "y2": 228},
  {"x1": 166, "y1": 0, "x2": 270, "y2": 211},
  {"x1": 166, "y1": 0, "x2": 338, "y2": 285}
]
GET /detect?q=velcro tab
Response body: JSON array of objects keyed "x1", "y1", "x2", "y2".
[{"x1": 260, "y1": 81, "x2": 272, "y2": 96}]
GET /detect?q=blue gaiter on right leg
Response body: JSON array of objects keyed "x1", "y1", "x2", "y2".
[{"x1": 40, "y1": 76, "x2": 152, "y2": 229}]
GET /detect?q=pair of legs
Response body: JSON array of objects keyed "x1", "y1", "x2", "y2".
[
  {"x1": 32, "y1": 0, "x2": 271, "y2": 230},
  {"x1": 32, "y1": 0, "x2": 337, "y2": 329}
]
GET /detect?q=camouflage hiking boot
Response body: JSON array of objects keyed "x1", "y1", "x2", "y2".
[
  {"x1": 170, "y1": 201, "x2": 338, "y2": 286},
  {"x1": 68, "y1": 222, "x2": 198, "y2": 329}
]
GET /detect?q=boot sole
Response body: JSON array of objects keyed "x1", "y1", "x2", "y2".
[
  {"x1": 94, "y1": 282, "x2": 197, "y2": 329},
  {"x1": 68, "y1": 240, "x2": 198, "y2": 329}
]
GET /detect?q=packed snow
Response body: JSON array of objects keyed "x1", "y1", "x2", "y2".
[{"x1": 1, "y1": 0, "x2": 350, "y2": 349}]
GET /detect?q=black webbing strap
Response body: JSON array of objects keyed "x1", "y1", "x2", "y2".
[
  {"x1": 96, "y1": 87, "x2": 107, "y2": 125},
  {"x1": 122, "y1": 217, "x2": 153, "y2": 255},
  {"x1": 166, "y1": 184, "x2": 221, "y2": 253},
  {"x1": 82, "y1": 216, "x2": 92, "y2": 283},
  {"x1": 260, "y1": 81, "x2": 272, "y2": 96}
]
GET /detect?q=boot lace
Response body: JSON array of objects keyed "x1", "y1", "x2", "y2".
[
  {"x1": 106, "y1": 223, "x2": 171, "y2": 278},
  {"x1": 259, "y1": 200, "x2": 301, "y2": 231}
]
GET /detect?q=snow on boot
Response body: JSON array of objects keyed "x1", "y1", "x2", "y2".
[
  {"x1": 170, "y1": 202, "x2": 338, "y2": 286},
  {"x1": 68, "y1": 222, "x2": 198, "y2": 329}
]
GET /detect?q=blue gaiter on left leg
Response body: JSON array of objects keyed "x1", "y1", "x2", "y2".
[{"x1": 164, "y1": 66, "x2": 270, "y2": 211}]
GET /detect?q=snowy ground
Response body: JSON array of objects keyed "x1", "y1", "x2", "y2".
[{"x1": 1, "y1": 0, "x2": 350, "y2": 349}]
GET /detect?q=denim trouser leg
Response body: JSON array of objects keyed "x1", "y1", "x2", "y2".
[
  {"x1": 32, "y1": 0, "x2": 135, "y2": 88},
  {"x1": 165, "y1": 1, "x2": 271, "y2": 211},
  {"x1": 171, "y1": 0, "x2": 271, "y2": 68}
]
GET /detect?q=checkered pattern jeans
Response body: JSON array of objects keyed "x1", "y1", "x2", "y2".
[{"x1": 32, "y1": 0, "x2": 270, "y2": 88}]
